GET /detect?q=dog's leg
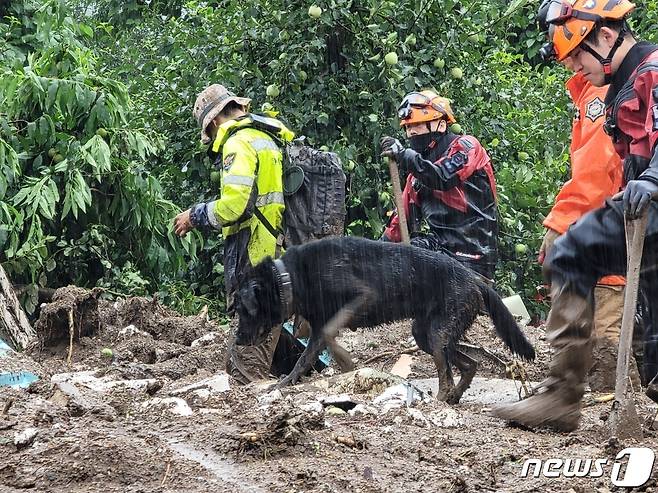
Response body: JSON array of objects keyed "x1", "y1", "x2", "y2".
[
  {"x1": 432, "y1": 347, "x2": 455, "y2": 402},
  {"x1": 428, "y1": 329, "x2": 455, "y2": 402},
  {"x1": 445, "y1": 350, "x2": 478, "y2": 404},
  {"x1": 276, "y1": 287, "x2": 373, "y2": 388},
  {"x1": 326, "y1": 338, "x2": 355, "y2": 372},
  {"x1": 275, "y1": 332, "x2": 326, "y2": 388}
]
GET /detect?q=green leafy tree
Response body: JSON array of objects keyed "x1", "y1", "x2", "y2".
[{"x1": 0, "y1": 0, "x2": 196, "y2": 312}]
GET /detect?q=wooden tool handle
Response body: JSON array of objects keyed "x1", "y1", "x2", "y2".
[{"x1": 387, "y1": 157, "x2": 410, "y2": 244}]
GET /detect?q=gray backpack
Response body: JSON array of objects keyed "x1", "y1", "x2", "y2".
[{"x1": 249, "y1": 117, "x2": 346, "y2": 247}]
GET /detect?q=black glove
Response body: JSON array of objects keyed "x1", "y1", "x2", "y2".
[
  {"x1": 380, "y1": 136, "x2": 404, "y2": 160},
  {"x1": 623, "y1": 179, "x2": 658, "y2": 218}
]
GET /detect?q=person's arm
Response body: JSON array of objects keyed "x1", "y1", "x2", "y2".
[
  {"x1": 622, "y1": 74, "x2": 658, "y2": 217},
  {"x1": 191, "y1": 136, "x2": 259, "y2": 229},
  {"x1": 396, "y1": 142, "x2": 472, "y2": 191}
]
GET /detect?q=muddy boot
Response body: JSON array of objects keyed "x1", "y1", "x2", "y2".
[
  {"x1": 491, "y1": 289, "x2": 594, "y2": 432},
  {"x1": 226, "y1": 323, "x2": 282, "y2": 385},
  {"x1": 588, "y1": 286, "x2": 640, "y2": 392}
]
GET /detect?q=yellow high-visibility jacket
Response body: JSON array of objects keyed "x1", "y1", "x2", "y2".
[{"x1": 206, "y1": 114, "x2": 294, "y2": 265}]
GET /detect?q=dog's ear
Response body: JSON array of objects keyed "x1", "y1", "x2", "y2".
[{"x1": 242, "y1": 279, "x2": 260, "y2": 317}]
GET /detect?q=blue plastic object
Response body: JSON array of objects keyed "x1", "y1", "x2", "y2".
[
  {"x1": 282, "y1": 321, "x2": 332, "y2": 367},
  {"x1": 0, "y1": 371, "x2": 39, "y2": 388}
]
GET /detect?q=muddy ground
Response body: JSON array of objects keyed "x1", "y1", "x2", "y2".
[{"x1": 1, "y1": 286, "x2": 657, "y2": 492}]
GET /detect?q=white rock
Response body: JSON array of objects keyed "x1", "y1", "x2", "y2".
[
  {"x1": 348, "y1": 404, "x2": 377, "y2": 416},
  {"x1": 318, "y1": 393, "x2": 354, "y2": 406},
  {"x1": 141, "y1": 397, "x2": 193, "y2": 416},
  {"x1": 407, "y1": 408, "x2": 430, "y2": 427},
  {"x1": 191, "y1": 332, "x2": 221, "y2": 348},
  {"x1": 300, "y1": 401, "x2": 324, "y2": 414},
  {"x1": 14, "y1": 427, "x2": 38, "y2": 448},
  {"x1": 118, "y1": 324, "x2": 150, "y2": 339},
  {"x1": 51, "y1": 371, "x2": 158, "y2": 394},
  {"x1": 429, "y1": 408, "x2": 464, "y2": 428},
  {"x1": 257, "y1": 389, "x2": 283, "y2": 407},
  {"x1": 170, "y1": 374, "x2": 230, "y2": 396}
]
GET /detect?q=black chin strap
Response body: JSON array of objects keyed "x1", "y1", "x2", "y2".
[{"x1": 581, "y1": 24, "x2": 627, "y2": 84}]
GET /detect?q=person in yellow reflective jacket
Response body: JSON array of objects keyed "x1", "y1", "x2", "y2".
[{"x1": 173, "y1": 84, "x2": 295, "y2": 384}]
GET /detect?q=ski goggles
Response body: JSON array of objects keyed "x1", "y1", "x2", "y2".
[
  {"x1": 397, "y1": 92, "x2": 438, "y2": 120},
  {"x1": 544, "y1": 0, "x2": 602, "y2": 25}
]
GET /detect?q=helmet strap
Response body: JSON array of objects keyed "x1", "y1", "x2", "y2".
[{"x1": 581, "y1": 24, "x2": 626, "y2": 84}]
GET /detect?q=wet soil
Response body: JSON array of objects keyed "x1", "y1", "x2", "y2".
[{"x1": 1, "y1": 287, "x2": 657, "y2": 492}]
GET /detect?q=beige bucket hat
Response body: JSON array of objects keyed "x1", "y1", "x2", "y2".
[{"x1": 194, "y1": 84, "x2": 251, "y2": 144}]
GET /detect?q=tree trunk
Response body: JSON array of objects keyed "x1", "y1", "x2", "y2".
[{"x1": 0, "y1": 264, "x2": 36, "y2": 350}]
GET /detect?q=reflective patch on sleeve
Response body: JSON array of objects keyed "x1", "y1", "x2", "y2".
[
  {"x1": 206, "y1": 201, "x2": 222, "y2": 229},
  {"x1": 223, "y1": 153, "x2": 236, "y2": 170},
  {"x1": 223, "y1": 174, "x2": 255, "y2": 187},
  {"x1": 585, "y1": 97, "x2": 606, "y2": 122},
  {"x1": 250, "y1": 138, "x2": 279, "y2": 152},
  {"x1": 458, "y1": 137, "x2": 474, "y2": 150}
]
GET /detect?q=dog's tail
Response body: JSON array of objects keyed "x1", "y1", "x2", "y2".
[{"x1": 478, "y1": 282, "x2": 535, "y2": 360}]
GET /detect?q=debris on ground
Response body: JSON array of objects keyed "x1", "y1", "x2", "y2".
[{"x1": 2, "y1": 290, "x2": 657, "y2": 492}]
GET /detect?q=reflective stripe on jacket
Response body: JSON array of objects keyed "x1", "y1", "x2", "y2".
[{"x1": 208, "y1": 115, "x2": 293, "y2": 265}]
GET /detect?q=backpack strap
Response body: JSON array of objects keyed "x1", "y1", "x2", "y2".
[{"x1": 253, "y1": 207, "x2": 286, "y2": 257}]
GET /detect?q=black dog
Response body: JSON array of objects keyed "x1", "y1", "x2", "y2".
[{"x1": 234, "y1": 236, "x2": 535, "y2": 403}]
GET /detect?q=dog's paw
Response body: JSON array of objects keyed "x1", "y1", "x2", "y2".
[
  {"x1": 437, "y1": 389, "x2": 461, "y2": 405},
  {"x1": 445, "y1": 391, "x2": 462, "y2": 405}
]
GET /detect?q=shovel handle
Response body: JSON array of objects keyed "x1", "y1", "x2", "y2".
[
  {"x1": 614, "y1": 211, "x2": 649, "y2": 403},
  {"x1": 387, "y1": 157, "x2": 410, "y2": 244}
]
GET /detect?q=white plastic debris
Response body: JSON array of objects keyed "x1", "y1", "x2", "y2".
[
  {"x1": 141, "y1": 397, "x2": 193, "y2": 416},
  {"x1": 14, "y1": 427, "x2": 38, "y2": 449},
  {"x1": 372, "y1": 383, "x2": 426, "y2": 412}
]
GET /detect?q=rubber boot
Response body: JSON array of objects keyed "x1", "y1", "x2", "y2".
[
  {"x1": 491, "y1": 287, "x2": 594, "y2": 432},
  {"x1": 226, "y1": 320, "x2": 282, "y2": 385}
]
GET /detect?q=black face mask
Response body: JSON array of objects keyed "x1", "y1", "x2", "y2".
[{"x1": 408, "y1": 130, "x2": 455, "y2": 157}]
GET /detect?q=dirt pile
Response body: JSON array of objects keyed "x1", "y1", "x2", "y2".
[{"x1": 1, "y1": 287, "x2": 657, "y2": 492}]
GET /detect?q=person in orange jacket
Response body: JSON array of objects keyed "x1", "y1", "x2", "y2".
[{"x1": 536, "y1": 2, "x2": 639, "y2": 392}]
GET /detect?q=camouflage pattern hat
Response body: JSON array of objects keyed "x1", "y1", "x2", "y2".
[{"x1": 194, "y1": 84, "x2": 251, "y2": 144}]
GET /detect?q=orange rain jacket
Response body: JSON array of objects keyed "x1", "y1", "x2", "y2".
[{"x1": 543, "y1": 73, "x2": 625, "y2": 286}]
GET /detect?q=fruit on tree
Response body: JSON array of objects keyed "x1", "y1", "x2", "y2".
[
  {"x1": 384, "y1": 52, "x2": 398, "y2": 66},
  {"x1": 266, "y1": 84, "x2": 280, "y2": 97},
  {"x1": 450, "y1": 67, "x2": 463, "y2": 79}
]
